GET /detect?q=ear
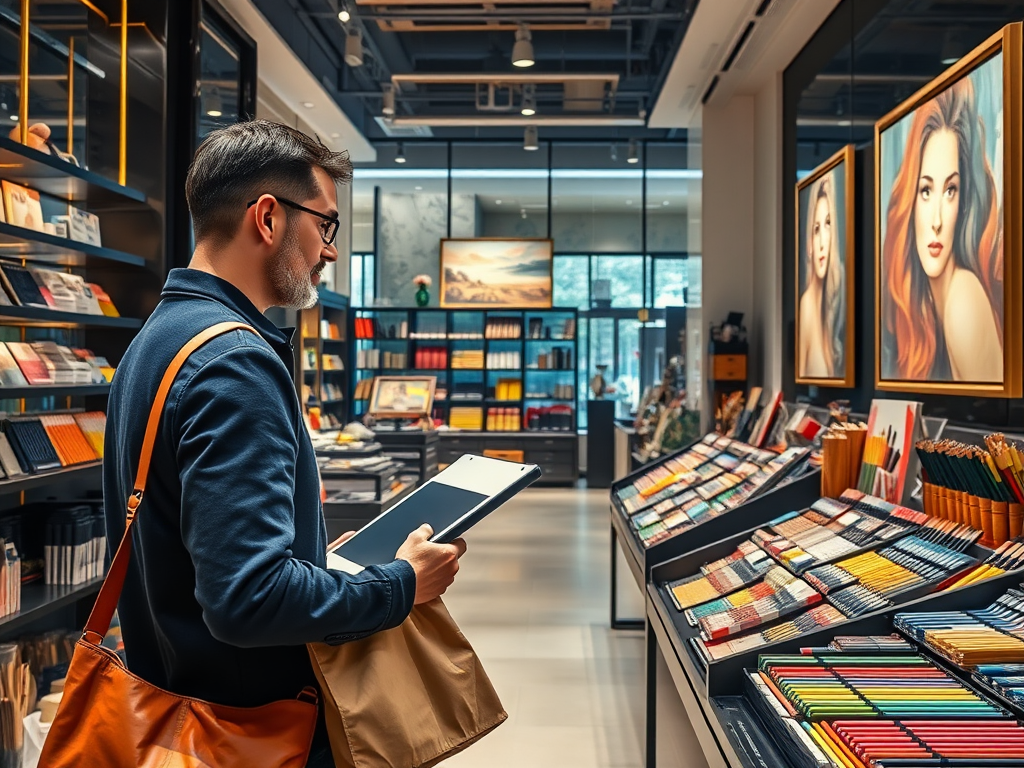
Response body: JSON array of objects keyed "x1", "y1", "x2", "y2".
[{"x1": 251, "y1": 194, "x2": 282, "y2": 247}]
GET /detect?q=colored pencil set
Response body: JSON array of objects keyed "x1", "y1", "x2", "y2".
[
  {"x1": 917, "y1": 436, "x2": 1024, "y2": 546},
  {"x1": 666, "y1": 541, "x2": 773, "y2": 610},
  {"x1": 696, "y1": 604, "x2": 847, "y2": 662},
  {"x1": 829, "y1": 720, "x2": 1024, "y2": 766},
  {"x1": 756, "y1": 653, "x2": 1004, "y2": 720},
  {"x1": 693, "y1": 566, "x2": 822, "y2": 641},
  {"x1": 945, "y1": 537, "x2": 1024, "y2": 590},
  {"x1": 617, "y1": 436, "x2": 808, "y2": 549},
  {"x1": 858, "y1": 426, "x2": 904, "y2": 503},
  {"x1": 896, "y1": 588, "x2": 1024, "y2": 669},
  {"x1": 976, "y1": 663, "x2": 1024, "y2": 708}
]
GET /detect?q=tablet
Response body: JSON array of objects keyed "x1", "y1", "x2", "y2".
[{"x1": 327, "y1": 454, "x2": 541, "y2": 572}]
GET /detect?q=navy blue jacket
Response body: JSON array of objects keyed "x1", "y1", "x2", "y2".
[{"x1": 103, "y1": 268, "x2": 415, "y2": 708}]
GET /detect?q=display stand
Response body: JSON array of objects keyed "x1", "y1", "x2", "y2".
[
  {"x1": 639, "y1": 516, "x2": 1024, "y2": 768},
  {"x1": 375, "y1": 430, "x2": 439, "y2": 485},
  {"x1": 608, "y1": 441, "x2": 820, "y2": 629}
]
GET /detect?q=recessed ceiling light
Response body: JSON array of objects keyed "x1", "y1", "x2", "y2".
[
  {"x1": 662, "y1": 200, "x2": 669, "y2": 206},
  {"x1": 9, "y1": 115, "x2": 17, "y2": 122},
  {"x1": 414, "y1": 185, "x2": 423, "y2": 190},
  {"x1": 837, "y1": 119, "x2": 852, "y2": 127},
  {"x1": 302, "y1": 101, "x2": 315, "y2": 108},
  {"x1": 626, "y1": 200, "x2": 633, "y2": 205},
  {"x1": 338, "y1": 10, "x2": 350, "y2": 22},
  {"x1": 495, "y1": 199, "x2": 502, "y2": 204},
  {"x1": 330, "y1": 132, "x2": 340, "y2": 138}
]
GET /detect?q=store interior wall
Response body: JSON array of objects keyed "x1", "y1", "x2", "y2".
[{"x1": 782, "y1": 0, "x2": 1024, "y2": 430}]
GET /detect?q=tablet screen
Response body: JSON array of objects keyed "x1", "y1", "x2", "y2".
[{"x1": 331, "y1": 481, "x2": 488, "y2": 567}]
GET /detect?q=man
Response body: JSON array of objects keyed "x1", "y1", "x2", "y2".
[{"x1": 103, "y1": 120, "x2": 465, "y2": 767}]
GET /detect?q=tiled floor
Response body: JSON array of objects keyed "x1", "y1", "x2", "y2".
[{"x1": 440, "y1": 487, "x2": 645, "y2": 768}]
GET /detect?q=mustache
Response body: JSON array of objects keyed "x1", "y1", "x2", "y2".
[{"x1": 311, "y1": 261, "x2": 328, "y2": 276}]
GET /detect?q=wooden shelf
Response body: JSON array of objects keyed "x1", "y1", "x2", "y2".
[
  {"x1": 0, "y1": 462, "x2": 102, "y2": 495},
  {"x1": 0, "y1": 306, "x2": 142, "y2": 328},
  {"x1": 0, "y1": 384, "x2": 111, "y2": 399},
  {"x1": 0, "y1": 577, "x2": 103, "y2": 635},
  {"x1": 0, "y1": 222, "x2": 146, "y2": 268},
  {"x1": 0, "y1": 136, "x2": 148, "y2": 208}
]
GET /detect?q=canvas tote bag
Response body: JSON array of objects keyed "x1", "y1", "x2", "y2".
[
  {"x1": 39, "y1": 322, "x2": 319, "y2": 768},
  {"x1": 309, "y1": 597, "x2": 507, "y2": 768}
]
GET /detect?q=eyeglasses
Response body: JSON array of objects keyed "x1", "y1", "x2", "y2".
[{"x1": 246, "y1": 196, "x2": 340, "y2": 246}]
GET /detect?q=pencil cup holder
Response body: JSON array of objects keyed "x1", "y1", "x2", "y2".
[
  {"x1": 923, "y1": 483, "x2": 935, "y2": 516},
  {"x1": 968, "y1": 495, "x2": 982, "y2": 531},
  {"x1": 980, "y1": 497, "x2": 994, "y2": 544},
  {"x1": 993, "y1": 500, "x2": 1009, "y2": 545},
  {"x1": 938, "y1": 486, "x2": 949, "y2": 521},
  {"x1": 1011, "y1": 502, "x2": 1023, "y2": 539},
  {"x1": 955, "y1": 491, "x2": 967, "y2": 525}
]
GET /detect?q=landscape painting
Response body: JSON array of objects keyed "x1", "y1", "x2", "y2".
[{"x1": 440, "y1": 238, "x2": 553, "y2": 308}]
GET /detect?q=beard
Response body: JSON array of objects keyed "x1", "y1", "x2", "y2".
[{"x1": 267, "y1": 226, "x2": 323, "y2": 309}]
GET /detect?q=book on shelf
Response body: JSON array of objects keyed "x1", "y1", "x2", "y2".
[
  {"x1": 0, "y1": 345, "x2": 27, "y2": 387},
  {"x1": 74, "y1": 412, "x2": 106, "y2": 457},
  {"x1": 3, "y1": 418, "x2": 62, "y2": 473},
  {"x1": 31, "y1": 342, "x2": 77, "y2": 385},
  {"x1": 87, "y1": 283, "x2": 120, "y2": 317},
  {"x1": 7, "y1": 343, "x2": 54, "y2": 385},
  {"x1": 0, "y1": 263, "x2": 48, "y2": 308},
  {"x1": 39, "y1": 414, "x2": 100, "y2": 466},
  {"x1": 1, "y1": 180, "x2": 44, "y2": 232},
  {"x1": 31, "y1": 268, "x2": 78, "y2": 312}
]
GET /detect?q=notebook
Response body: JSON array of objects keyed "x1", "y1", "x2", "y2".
[{"x1": 3, "y1": 418, "x2": 61, "y2": 473}]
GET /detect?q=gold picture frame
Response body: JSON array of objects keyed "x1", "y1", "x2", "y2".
[
  {"x1": 439, "y1": 238, "x2": 554, "y2": 309},
  {"x1": 875, "y1": 23, "x2": 1022, "y2": 397},
  {"x1": 795, "y1": 145, "x2": 856, "y2": 387},
  {"x1": 368, "y1": 375, "x2": 437, "y2": 419}
]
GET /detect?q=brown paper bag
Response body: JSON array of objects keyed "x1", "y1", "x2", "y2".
[{"x1": 308, "y1": 598, "x2": 507, "y2": 768}]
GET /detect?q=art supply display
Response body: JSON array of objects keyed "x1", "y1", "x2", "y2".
[
  {"x1": 830, "y1": 720, "x2": 1024, "y2": 766},
  {"x1": 946, "y1": 538, "x2": 1024, "y2": 590},
  {"x1": 697, "y1": 604, "x2": 847, "y2": 662},
  {"x1": 614, "y1": 434, "x2": 811, "y2": 549},
  {"x1": 917, "y1": 435, "x2": 1024, "y2": 546},
  {"x1": 666, "y1": 541, "x2": 774, "y2": 610},
  {"x1": 757, "y1": 653, "x2": 1004, "y2": 719},
  {"x1": 856, "y1": 399, "x2": 923, "y2": 506},
  {"x1": 694, "y1": 566, "x2": 822, "y2": 641}
]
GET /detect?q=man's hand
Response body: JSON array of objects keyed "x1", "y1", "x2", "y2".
[
  {"x1": 396, "y1": 524, "x2": 467, "y2": 604},
  {"x1": 327, "y1": 530, "x2": 356, "y2": 552}
]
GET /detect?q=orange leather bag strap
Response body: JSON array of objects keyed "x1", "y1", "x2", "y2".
[{"x1": 84, "y1": 322, "x2": 259, "y2": 642}]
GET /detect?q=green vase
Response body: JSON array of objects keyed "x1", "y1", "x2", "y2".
[{"x1": 415, "y1": 285, "x2": 430, "y2": 307}]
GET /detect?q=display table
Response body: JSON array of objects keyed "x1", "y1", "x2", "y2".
[{"x1": 437, "y1": 431, "x2": 578, "y2": 485}]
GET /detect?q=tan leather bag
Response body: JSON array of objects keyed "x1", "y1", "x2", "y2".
[
  {"x1": 309, "y1": 597, "x2": 507, "y2": 768},
  {"x1": 39, "y1": 322, "x2": 319, "y2": 768}
]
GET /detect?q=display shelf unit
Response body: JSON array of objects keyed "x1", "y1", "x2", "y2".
[
  {"x1": 608, "y1": 436, "x2": 819, "y2": 628},
  {"x1": 351, "y1": 307, "x2": 578, "y2": 434},
  {"x1": 295, "y1": 289, "x2": 349, "y2": 430},
  {"x1": 374, "y1": 430, "x2": 440, "y2": 486},
  {"x1": 0, "y1": 128, "x2": 157, "y2": 643},
  {"x1": 641, "y1": 560, "x2": 1024, "y2": 768}
]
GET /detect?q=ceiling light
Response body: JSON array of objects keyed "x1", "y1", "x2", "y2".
[
  {"x1": 203, "y1": 86, "x2": 223, "y2": 117},
  {"x1": 345, "y1": 30, "x2": 364, "y2": 67},
  {"x1": 395, "y1": 143, "x2": 407, "y2": 164},
  {"x1": 610, "y1": 145, "x2": 618, "y2": 162},
  {"x1": 382, "y1": 85, "x2": 396, "y2": 117},
  {"x1": 414, "y1": 185, "x2": 422, "y2": 190},
  {"x1": 662, "y1": 200, "x2": 669, "y2": 206},
  {"x1": 627, "y1": 138, "x2": 639, "y2": 164},
  {"x1": 523, "y1": 125, "x2": 538, "y2": 151},
  {"x1": 495, "y1": 199, "x2": 502, "y2": 205},
  {"x1": 520, "y1": 209, "x2": 527, "y2": 219},
  {"x1": 302, "y1": 101, "x2": 315, "y2": 109},
  {"x1": 626, "y1": 199, "x2": 633, "y2": 205},
  {"x1": 338, "y1": 9, "x2": 350, "y2": 22},
  {"x1": 9, "y1": 115, "x2": 17, "y2": 122},
  {"x1": 512, "y1": 23, "x2": 534, "y2": 68},
  {"x1": 330, "y1": 132, "x2": 340, "y2": 138},
  {"x1": 521, "y1": 86, "x2": 536, "y2": 117}
]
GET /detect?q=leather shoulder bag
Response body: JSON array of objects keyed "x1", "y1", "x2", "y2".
[{"x1": 39, "y1": 322, "x2": 319, "y2": 768}]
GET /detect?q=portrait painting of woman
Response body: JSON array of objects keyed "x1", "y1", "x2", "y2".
[
  {"x1": 795, "y1": 146, "x2": 855, "y2": 386},
  {"x1": 877, "y1": 25, "x2": 1022, "y2": 397}
]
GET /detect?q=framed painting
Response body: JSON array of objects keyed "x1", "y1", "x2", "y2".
[
  {"x1": 876, "y1": 23, "x2": 1022, "y2": 397},
  {"x1": 440, "y1": 238, "x2": 553, "y2": 309},
  {"x1": 368, "y1": 375, "x2": 436, "y2": 419},
  {"x1": 795, "y1": 145, "x2": 856, "y2": 387}
]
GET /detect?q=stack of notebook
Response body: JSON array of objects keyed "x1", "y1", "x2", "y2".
[
  {"x1": 0, "y1": 412, "x2": 105, "y2": 476},
  {"x1": 45, "y1": 505, "x2": 105, "y2": 586},
  {"x1": 0, "y1": 342, "x2": 111, "y2": 387}
]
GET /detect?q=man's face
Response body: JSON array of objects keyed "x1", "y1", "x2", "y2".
[{"x1": 267, "y1": 166, "x2": 339, "y2": 309}]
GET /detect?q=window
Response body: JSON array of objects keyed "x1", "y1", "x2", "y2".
[
  {"x1": 553, "y1": 256, "x2": 589, "y2": 309},
  {"x1": 592, "y1": 255, "x2": 644, "y2": 308},
  {"x1": 349, "y1": 253, "x2": 375, "y2": 307},
  {"x1": 651, "y1": 257, "x2": 688, "y2": 308}
]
